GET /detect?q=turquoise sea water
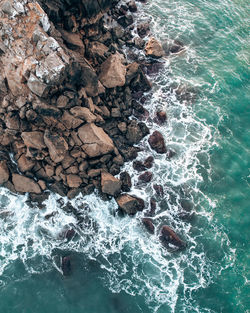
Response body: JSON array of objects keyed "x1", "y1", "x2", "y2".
[{"x1": 0, "y1": 0, "x2": 249, "y2": 312}]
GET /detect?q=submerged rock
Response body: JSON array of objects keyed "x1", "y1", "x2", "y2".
[{"x1": 142, "y1": 217, "x2": 155, "y2": 234}]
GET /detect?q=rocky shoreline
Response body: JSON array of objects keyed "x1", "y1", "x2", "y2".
[{"x1": 0, "y1": 0, "x2": 187, "y2": 254}]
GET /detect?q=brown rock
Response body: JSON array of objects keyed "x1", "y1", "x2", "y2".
[
  {"x1": 153, "y1": 184, "x2": 164, "y2": 197},
  {"x1": 148, "y1": 131, "x2": 167, "y2": 154},
  {"x1": 12, "y1": 174, "x2": 41, "y2": 194},
  {"x1": 101, "y1": 172, "x2": 122, "y2": 196},
  {"x1": 21, "y1": 132, "x2": 46, "y2": 150},
  {"x1": 145, "y1": 37, "x2": 165, "y2": 58},
  {"x1": 56, "y1": 95, "x2": 69, "y2": 108},
  {"x1": 61, "y1": 111, "x2": 83, "y2": 129},
  {"x1": 144, "y1": 156, "x2": 154, "y2": 169},
  {"x1": 0, "y1": 160, "x2": 9, "y2": 185},
  {"x1": 99, "y1": 53, "x2": 126, "y2": 88},
  {"x1": 44, "y1": 130, "x2": 68, "y2": 163},
  {"x1": 78, "y1": 123, "x2": 114, "y2": 158},
  {"x1": 156, "y1": 110, "x2": 167, "y2": 124},
  {"x1": 70, "y1": 107, "x2": 96, "y2": 123},
  {"x1": 17, "y1": 154, "x2": 35, "y2": 172},
  {"x1": 66, "y1": 174, "x2": 82, "y2": 188},
  {"x1": 116, "y1": 194, "x2": 144, "y2": 215}
]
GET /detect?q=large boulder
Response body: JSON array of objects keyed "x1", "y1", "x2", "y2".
[
  {"x1": 78, "y1": 123, "x2": 114, "y2": 158},
  {"x1": 116, "y1": 194, "x2": 144, "y2": 215},
  {"x1": 12, "y1": 174, "x2": 41, "y2": 194},
  {"x1": 44, "y1": 130, "x2": 68, "y2": 163},
  {"x1": 145, "y1": 37, "x2": 165, "y2": 58},
  {"x1": 101, "y1": 172, "x2": 121, "y2": 196},
  {"x1": 148, "y1": 131, "x2": 167, "y2": 154},
  {"x1": 99, "y1": 53, "x2": 126, "y2": 88},
  {"x1": 0, "y1": 160, "x2": 9, "y2": 185}
]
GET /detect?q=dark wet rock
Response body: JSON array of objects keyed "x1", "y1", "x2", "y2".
[
  {"x1": 133, "y1": 160, "x2": 146, "y2": 172},
  {"x1": 101, "y1": 172, "x2": 122, "y2": 196},
  {"x1": 116, "y1": 194, "x2": 144, "y2": 215},
  {"x1": 160, "y1": 225, "x2": 187, "y2": 249},
  {"x1": 138, "y1": 171, "x2": 153, "y2": 183},
  {"x1": 137, "y1": 23, "x2": 150, "y2": 38},
  {"x1": 117, "y1": 14, "x2": 134, "y2": 28},
  {"x1": 153, "y1": 184, "x2": 164, "y2": 197},
  {"x1": 120, "y1": 171, "x2": 132, "y2": 192},
  {"x1": 145, "y1": 61, "x2": 164, "y2": 76},
  {"x1": 50, "y1": 182, "x2": 68, "y2": 197},
  {"x1": 145, "y1": 37, "x2": 165, "y2": 58},
  {"x1": 164, "y1": 39, "x2": 185, "y2": 55},
  {"x1": 148, "y1": 131, "x2": 167, "y2": 154},
  {"x1": 128, "y1": 1, "x2": 137, "y2": 12},
  {"x1": 126, "y1": 120, "x2": 144, "y2": 145},
  {"x1": 62, "y1": 256, "x2": 71, "y2": 276},
  {"x1": 144, "y1": 156, "x2": 154, "y2": 169},
  {"x1": 178, "y1": 211, "x2": 195, "y2": 221},
  {"x1": 142, "y1": 217, "x2": 155, "y2": 234}
]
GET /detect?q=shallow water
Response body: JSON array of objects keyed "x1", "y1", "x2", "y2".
[{"x1": 0, "y1": 0, "x2": 249, "y2": 312}]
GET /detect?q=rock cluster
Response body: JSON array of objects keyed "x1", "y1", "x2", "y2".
[{"x1": 0, "y1": 0, "x2": 171, "y2": 217}]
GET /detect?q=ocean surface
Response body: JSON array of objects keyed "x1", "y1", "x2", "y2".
[{"x1": 0, "y1": 0, "x2": 249, "y2": 312}]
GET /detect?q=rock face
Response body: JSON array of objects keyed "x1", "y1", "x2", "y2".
[
  {"x1": 12, "y1": 174, "x2": 41, "y2": 194},
  {"x1": 148, "y1": 131, "x2": 167, "y2": 154},
  {"x1": 116, "y1": 194, "x2": 144, "y2": 215},
  {"x1": 78, "y1": 123, "x2": 114, "y2": 158},
  {"x1": 21, "y1": 132, "x2": 46, "y2": 150},
  {"x1": 99, "y1": 53, "x2": 126, "y2": 88},
  {"x1": 145, "y1": 38, "x2": 165, "y2": 58},
  {"x1": 0, "y1": 160, "x2": 9, "y2": 185},
  {"x1": 101, "y1": 172, "x2": 122, "y2": 196}
]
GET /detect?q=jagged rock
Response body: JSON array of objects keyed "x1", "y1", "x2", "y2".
[
  {"x1": 137, "y1": 23, "x2": 150, "y2": 38},
  {"x1": 59, "y1": 29, "x2": 85, "y2": 51},
  {"x1": 116, "y1": 194, "x2": 144, "y2": 215},
  {"x1": 0, "y1": 160, "x2": 9, "y2": 185},
  {"x1": 70, "y1": 107, "x2": 96, "y2": 123},
  {"x1": 101, "y1": 172, "x2": 121, "y2": 196},
  {"x1": 99, "y1": 53, "x2": 126, "y2": 88},
  {"x1": 148, "y1": 131, "x2": 167, "y2": 154},
  {"x1": 78, "y1": 123, "x2": 114, "y2": 158},
  {"x1": 21, "y1": 132, "x2": 46, "y2": 150},
  {"x1": 44, "y1": 130, "x2": 68, "y2": 163},
  {"x1": 5, "y1": 112, "x2": 20, "y2": 130},
  {"x1": 56, "y1": 95, "x2": 69, "y2": 108},
  {"x1": 117, "y1": 14, "x2": 134, "y2": 28},
  {"x1": 145, "y1": 37, "x2": 165, "y2": 58},
  {"x1": 33, "y1": 100, "x2": 61, "y2": 118},
  {"x1": 144, "y1": 156, "x2": 154, "y2": 169},
  {"x1": 12, "y1": 174, "x2": 41, "y2": 194}
]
